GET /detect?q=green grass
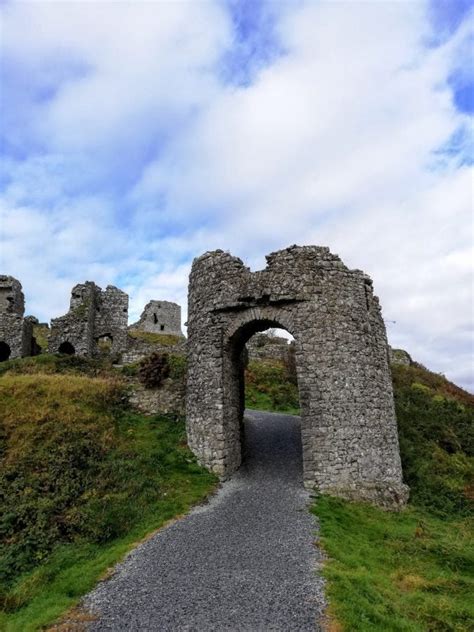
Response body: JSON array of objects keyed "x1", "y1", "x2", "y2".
[
  {"x1": 314, "y1": 363, "x2": 474, "y2": 631},
  {"x1": 0, "y1": 353, "x2": 108, "y2": 378},
  {"x1": 244, "y1": 356, "x2": 474, "y2": 630},
  {"x1": 0, "y1": 364, "x2": 216, "y2": 631},
  {"x1": 314, "y1": 497, "x2": 474, "y2": 632},
  {"x1": 245, "y1": 359, "x2": 300, "y2": 415}
]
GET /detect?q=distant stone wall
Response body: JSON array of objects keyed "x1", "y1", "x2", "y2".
[
  {"x1": 186, "y1": 245, "x2": 409, "y2": 508},
  {"x1": 0, "y1": 276, "x2": 33, "y2": 361},
  {"x1": 121, "y1": 334, "x2": 186, "y2": 365},
  {"x1": 49, "y1": 282, "x2": 128, "y2": 358},
  {"x1": 129, "y1": 378, "x2": 186, "y2": 416},
  {"x1": 130, "y1": 300, "x2": 183, "y2": 337},
  {"x1": 246, "y1": 333, "x2": 290, "y2": 362}
]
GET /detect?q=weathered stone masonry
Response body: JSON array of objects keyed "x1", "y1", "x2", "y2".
[
  {"x1": 130, "y1": 300, "x2": 183, "y2": 337},
  {"x1": 0, "y1": 276, "x2": 33, "y2": 361},
  {"x1": 186, "y1": 245, "x2": 408, "y2": 507},
  {"x1": 49, "y1": 282, "x2": 128, "y2": 358}
]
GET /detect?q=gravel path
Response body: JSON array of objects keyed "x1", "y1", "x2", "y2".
[{"x1": 83, "y1": 410, "x2": 326, "y2": 631}]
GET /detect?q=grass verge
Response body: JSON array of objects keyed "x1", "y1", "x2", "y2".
[
  {"x1": 0, "y1": 361, "x2": 216, "y2": 631},
  {"x1": 314, "y1": 496, "x2": 473, "y2": 631},
  {"x1": 244, "y1": 355, "x2": 474, "y2": 630},
  {"x1": 315, "y1": 363, "x2": 473, "y2": 631},
  {"x1": 245, "y1": 359, "x2": 300, "y2": 415}
]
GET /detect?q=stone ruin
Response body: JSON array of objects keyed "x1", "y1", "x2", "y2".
[
  {"x1": 0, "y1": 276, "x2": 34, "y2": 361},
  {"x1": 0, "y1": 275, "x2": 186, "y2": 363},
  {"x1": 2, "y1": 247, "x2": 410, "y2": 507},
  {"x1": 130, "y1": 300, "x2": 183, "y2": 337},
  {"x1": 49, "y1": 282, "x2": 129, "y2": 358},
  {"x1": 246, "y1": 332, "x2": 291, "y2": 362},
  {"x1": 186, "y1": 245, "x2": 409, "y2": 508}
]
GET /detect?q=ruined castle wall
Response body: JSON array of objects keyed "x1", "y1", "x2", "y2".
[
  {"x1": 186, "y1": 246, "x2": 408, "y2": 508},
  {"x1": 121, "y1": 335, "x2": 187, "y2": 366},
  {"x1": 49, "y1": 282, "x2": 96, "y2": 356},
  {"x1": 246, "y1": 333, "x2": 290, "y2": 362},
  {"x1": 130, "y1": 300, "x2": 183, "y2": 336},
  {"x1": 94, "y1": 286, "x2": 129, "y2": 357},
  {"x1": 49, "y1": 282, "x2": 129, "y2": 358},
  {"x1": 0, "y1": 276, "x2": 33, "y2": 360}
]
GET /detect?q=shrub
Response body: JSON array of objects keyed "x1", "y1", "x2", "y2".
[
  {"x1": 168, "y1": 354, "x2": 187, "y2": 381},
  {"x1": 395, "y1": 377, "x2": 474, "y2": 515},
  {"x1": 0, "y1": 374, "x2": 124, "y2": 583},
  {"x1": 138, "y1": 352, "x2": 170, "y2": 388}
]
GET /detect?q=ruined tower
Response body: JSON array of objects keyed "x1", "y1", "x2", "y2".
[
  {"x1": 0, "y1": 276, "x2": 33, "y2": 361},
  {"x1": 49, "y1": 282, "x2": 129, "y2": 357},
  {"x1": 130, "y1": 300, "x2": 183, "y2": 336}
]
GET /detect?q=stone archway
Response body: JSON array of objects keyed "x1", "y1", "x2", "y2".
[
  {"x1": 186, "y1": 246, "x2": 408, "y2": 507},
  {"x1": 58, "y1": 341, "x2": 75, "y2": 355},
  {"x1": 0, "y1": 341, "x2": 11, "y2": 362}
]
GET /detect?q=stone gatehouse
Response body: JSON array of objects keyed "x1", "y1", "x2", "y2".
[{"x1": 186, "y1": 245, "x2": 408, "y2": 507}]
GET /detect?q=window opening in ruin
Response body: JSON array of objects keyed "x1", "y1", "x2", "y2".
[
  {"x1": 160, "y1": 324, "x2": 165, "y2": 331},
  {"x1": 153, "y1": 313, "x2": 158, "y2": 324},
  {"x1": 58, "y1": 341, "x2": 75, "y2": 355},
  {"x1": 0, "y1": 341, "x2": 11, "y2": 362},
  {"x1": 229, "y1": 321, "x2": 301, "y2": 469},
  {"x1": 97, "y1": 334, "x2": 113, "y2": 353}
]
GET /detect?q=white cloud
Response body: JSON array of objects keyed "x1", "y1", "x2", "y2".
[{"x1": 0, "y1": 0, "x2": 472, "y2": 390}]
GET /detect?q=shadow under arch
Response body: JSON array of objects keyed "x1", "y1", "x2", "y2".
[{"x1": 0, "y1": 341, "x2": 11, "y2": 362}]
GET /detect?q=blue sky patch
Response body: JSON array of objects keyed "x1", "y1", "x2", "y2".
[{"x1": 220, "y1": 0, "x2": 287, "y2": 86}]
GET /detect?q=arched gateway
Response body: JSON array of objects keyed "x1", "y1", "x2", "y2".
[{"x1": 186, "y1": 246, "x2": 408, "y2": 508}]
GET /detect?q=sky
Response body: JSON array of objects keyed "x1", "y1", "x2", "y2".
[{"x1": 0, "y1": 0, "x2": 473, "y2": 390}]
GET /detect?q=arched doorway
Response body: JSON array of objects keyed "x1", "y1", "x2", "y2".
[
  {"x1": 0, "y1": 341, "x2": 11, "y2": 362},
  {"x1": 186, "y1": 246, "x2": 409, "y2": 507},
  {"x1": 223, "y1": 318, "x2": 304, "y2": 474},
  {"x1": 58, "y1": 341, "x2": 75, "y2": 355}
]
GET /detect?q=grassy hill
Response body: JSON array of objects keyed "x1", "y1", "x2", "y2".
[
  {"x1": 1, "y1": 352, "x2": 472, "y2": 631},
  {"x1": 246, "y1": 357, "x2": 474, "y2": 631},
  {"x1": 0, "y1": 355, "x2": 216, "y2": 631}
]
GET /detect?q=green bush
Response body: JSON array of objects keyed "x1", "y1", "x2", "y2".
[
  {"x1": 395, "y1": 384, "x2": 474, "y2": 515},
  {"x1": 138, "y1": 352, "x2": 170, "y2": 388},
  {"x1": 168, "y1": 354, "x2": 187, "y2": 381}
]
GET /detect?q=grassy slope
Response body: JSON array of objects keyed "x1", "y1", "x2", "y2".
[
  {"x1": 316, "y1": 497, "x2": 473, "y2": 631},
  {"x1": 245, "y1": 359, "x2": 300, "y2": 415},
  {"x1": 0, "y1": 356, "x2": 216, "y2": 631},
  {"x1": 245, "y1": 358, "x2": 474, "y2": 631}
]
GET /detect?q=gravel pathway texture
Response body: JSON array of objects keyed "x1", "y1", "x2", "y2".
[{"x1": 83, "y1": 410, "x2": 326, "y2": 631}]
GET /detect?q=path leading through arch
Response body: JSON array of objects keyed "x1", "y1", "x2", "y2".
[{"x1": 83, "y1": 411, "x2": 326, "y2": 631}]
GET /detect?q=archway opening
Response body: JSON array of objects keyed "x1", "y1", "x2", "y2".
[
  {"x1": 0, "y1": 341, "x2": 11, "y2": 362},
  {"x1": 226, "y1": 319, "x2": 302, "y2": 477},
  {"x1": 97, "y1": 334, "x2": 113, "y2": 353},
  {"x1": 58, "y1": 341, "x2": 75, "y2": 355}
]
